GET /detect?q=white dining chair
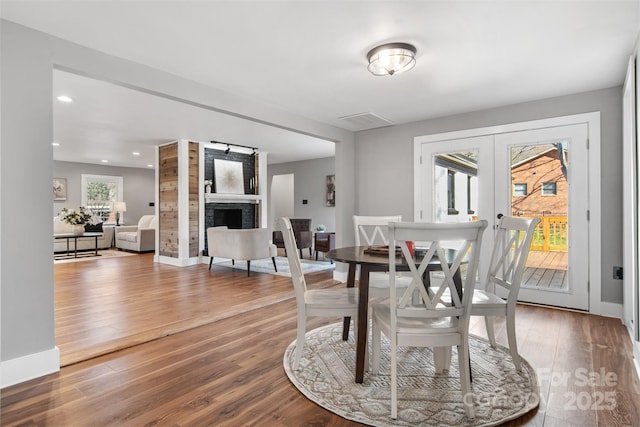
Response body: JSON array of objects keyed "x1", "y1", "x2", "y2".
[
  {"x1": 353, "y1": 215, "x2": 412, "y2": 297},
  {"x1": 371, "y1": 220, "x2": 487, "y2": 420},
  {"x1": 471, "y1": 215, "x2": 540, "y2": 371},
  {"x1": 277, "y1": 217, "x2": 359, "y2": 371}
]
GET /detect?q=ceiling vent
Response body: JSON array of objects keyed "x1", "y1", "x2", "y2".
[{"x1": 338, "y1": 112, "x2": 394, "y2": 131}]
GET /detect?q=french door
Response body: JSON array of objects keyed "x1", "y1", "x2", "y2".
[{"x1": 419, "y1": 123, "x2": 589, "y2": 310}]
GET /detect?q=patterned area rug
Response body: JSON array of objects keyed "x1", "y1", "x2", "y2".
[
  {"x1": 213, "y1": 256, "x2": 334, "y2": 276},
  {"x1": 284, "y1": 323, "x2": 539, "y2": 427}
]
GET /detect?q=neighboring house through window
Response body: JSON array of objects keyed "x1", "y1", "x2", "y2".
[
  {"x1": 542, "y1": 182, "x2": 557, "y2": 195},
  {"x1": 81, "y1": 174, "x2": 124, "y2": 222},
  {"x1": 513, "y1": 183, "x2": 527, "y2": 196}
]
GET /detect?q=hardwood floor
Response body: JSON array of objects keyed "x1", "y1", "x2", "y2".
[{"x1": 2, "y1": 255, "x2": 640, "y2": 426}]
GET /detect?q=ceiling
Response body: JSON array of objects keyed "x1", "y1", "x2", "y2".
[{"x1": 2, "y1": 1, "x2": 639, "y2": 168}]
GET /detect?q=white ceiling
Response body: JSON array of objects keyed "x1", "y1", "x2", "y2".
[{"x1": 2, "y1": 0, "x2": 639, "y2": 168}]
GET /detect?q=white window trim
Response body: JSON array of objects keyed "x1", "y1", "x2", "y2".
[
  {"x1": 81, "y1": 174, "x2": 124, "y2": 222},
  {"x1": 413, "y1": 111, "x2": 602, "y2": 316}
]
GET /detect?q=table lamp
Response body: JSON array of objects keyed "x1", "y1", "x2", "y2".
[{"x1": 113, "y1": 201, "x2": 127, "y2": 226}]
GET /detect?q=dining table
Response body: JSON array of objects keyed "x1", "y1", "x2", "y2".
[{"x1": 326, "y1": 245, "x2": 463, "y2": 384}]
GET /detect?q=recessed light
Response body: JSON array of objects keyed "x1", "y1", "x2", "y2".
[
  {"x1": 51, "y1": 142, "x2": 60, "y2": 146},
  {"x1": 132, "y1": 152, "x2": 140, "y2": 156},
  {"x1": 147, "y1": 164, "x2": 154, "y2": 168},
  {"x1": 101, "y1": 159, "x2": 109, "y2": 163},
  {"x1": 57, "y1": 95, "x2": 73, "y2": 103}
]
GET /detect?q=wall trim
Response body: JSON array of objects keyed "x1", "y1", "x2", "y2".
[
  {"x1": 413, "y1": 111, "x2": 603, "y2": 315},
  {"x1": 599, "y1": 302, "x2": 623, "y2": 318},
  {"x1": 156, "y1": 255, "x2": 199, "y2": 267},
  {"x1": 1, "y1": 347, "x2": 60, "y2": 388}
]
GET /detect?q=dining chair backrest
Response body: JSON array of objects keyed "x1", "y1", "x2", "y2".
[
  {"x1": 277, "y1": 217, "x2": 307, "y2": 304},
  {"x1": 353, "y1": 215, "x2": 402, "y2": 246},
  {"x1": 485, "y1": 216, "x2": 540, "y2": 300},
  {"x1": 388, "y1": 220, "x2": 488, "y2": 324}
]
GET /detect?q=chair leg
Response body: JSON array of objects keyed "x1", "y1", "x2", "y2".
[
  {"x1": 208, "y1": 257, "x2": 213, "y2": 270},
  {"x1": 372, "y1": 320, "x2": 381, "y2": 374},
  {"x1": 299, "y1": 248, "x2": 303, "y2": 259},
  {"x1": 309, "y1": 247, "x2": 312, "y2": 257},
  {"x1": 506, "y1": 313, "x2": 521, "y2": 371},
  {"x1": 458, "y1": 343, "x2": 475, "y2": 419},
  {"x1": 315, "y1": 250, "x2": 318, "y2": 260},
  {"x1": 294, "y1": 315, "x2": 306, "y2": 370},
  {"x1": 272, "y1": 257, "x2": 277, "y2": 272},
  {"x1": 434, "y1": 347, "x2": 452, "y2": 373},
  {"x1": 247, "y1": 260, "x2": 251, "y2": 277},
  {"x1": 391, "y1": 339, "x2": 398, "y2": 419},
  {"x1": 485, "y1": 316, "x2": 498, "y2": 348}
]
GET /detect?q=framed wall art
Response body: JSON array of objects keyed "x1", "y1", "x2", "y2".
[
  {"x1": 214, "y1": 159, "x2": 245, "y2": 194},
  {"x1": 326, "y1": 174, "x2": 335, "y2": 207},
  {"x1": 53, "y1": 177, "x2": 67, "y2": 201}
]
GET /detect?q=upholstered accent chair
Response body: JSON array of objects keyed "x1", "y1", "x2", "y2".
[
  {"x1": 273, "y1": 218, "x2": 313, "y2": 258},
  {"x1": 207, "y1": 226, "x2": 277, "y2": 276},
  {"x1": 115, "y1": 215, "x2": 156, "y2": 253}
]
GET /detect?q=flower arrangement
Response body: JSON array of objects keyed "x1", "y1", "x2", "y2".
[
  {"x1": 204, "y1": 179, "x2": 213, "y2": 187},
  {"x1": 58, "y1": 207, "x2": 100, "y2": 226}
]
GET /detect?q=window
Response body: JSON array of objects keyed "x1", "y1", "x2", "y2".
[
  {"x1": 447, "y1": 170, "x2": 458, "y2": 214},
  {"x1": 81, "y1": 174, "x2": 123, "y2": 222},
  {"x1": 513, "y1": 183, "x2": 527, "y2": 196},
  {"x1": 542, "y1": 182, "x2": 557, "y2": 195}
]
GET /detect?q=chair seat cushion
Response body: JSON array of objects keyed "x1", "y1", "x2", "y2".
[
  {"x1": 118, "y1": 232, "x2": 138, "y2": 243},
  {"x1": 369, "y1": 273, "x2": 413, "y2": 289}
]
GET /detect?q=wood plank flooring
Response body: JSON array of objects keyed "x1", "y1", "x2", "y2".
[{"x1": 2, "y1": 255, "x2": 640, "y2": 426}]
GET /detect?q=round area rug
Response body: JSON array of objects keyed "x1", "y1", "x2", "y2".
[{"x1": 283, "y1": 323, "x2": 539, "y2": 427}]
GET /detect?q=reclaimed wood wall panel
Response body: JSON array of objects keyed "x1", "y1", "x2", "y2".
[
  {"x1": 188, "y1": 142, "x2": 199, "y2": 257},
  {"x1": 159, "y1": 143, "x2": 179, "y2": 258}
]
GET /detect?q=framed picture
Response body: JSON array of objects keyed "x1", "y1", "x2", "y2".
[
  {"x1": 326, "y1": 174, "x2": 335, "y2": 206},
  {"x1": 214, "y1": 159, "x2": 245, "y2": 194},
  {"x1": 53, "y1": 178, "x2": 67, "y2": 201}
]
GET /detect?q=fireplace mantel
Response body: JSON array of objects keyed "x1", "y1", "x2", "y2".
[{"x1": 204, "y1": 193, "x2": 262, "y2": 204}]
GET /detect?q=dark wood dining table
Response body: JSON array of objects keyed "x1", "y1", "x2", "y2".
[{"x1": 326, "y1": 246, "x2": 462, "y2": 384}]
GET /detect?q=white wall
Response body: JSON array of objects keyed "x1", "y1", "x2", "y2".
[{"x1": 354, "y1": 86, "x2": 624, "y2": 305}]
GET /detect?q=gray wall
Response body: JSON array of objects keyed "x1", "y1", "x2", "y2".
[
  {"x1": 354, "y1": 86, "x2": 623, "y2": 304},
  {"x1": 0, "y1": 19, "x2": 355, "y2": 382},
  {"x1": 268, "y1": 156, "x2": 336, "y2": 236},
  {"x1": 1, "y1": 21, "x2": 55, "y2": 362},
  {"x1": 53, "y1": 161, "x2": 155, "y2": 225}
]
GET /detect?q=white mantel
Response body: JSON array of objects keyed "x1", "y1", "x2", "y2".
[{"x1": 204, "y1": 193, "x2": 262, "y2": 204}]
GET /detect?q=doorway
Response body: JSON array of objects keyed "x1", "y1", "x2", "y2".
[{"x1": 417, "y1": 120, "x2": 593, "y2": 311}]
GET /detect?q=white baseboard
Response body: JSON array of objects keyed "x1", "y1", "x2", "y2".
[
  {"x1": 1, "y1": 346, "x2": 60, "y2": 388},
  {"x1": 599, "y1": 302, "x2": 623, "y2": 319},
  {"x1": 156, "y1": 255, "x2": 199, "y2": 267}
]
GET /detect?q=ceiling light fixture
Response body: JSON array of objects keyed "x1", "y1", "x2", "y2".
[
  {"x1": 51, "y1": 142, "x2": 60, "y2": 146},
  {"x1": 367, "y1": 42, "x2": 417, "y2": 76},
  {"x1": 57, "y1": 95, "x2": 73, "y2": 103},
  {"x1": 132, "y1": 151, "x2": 140, "y2": 156}
]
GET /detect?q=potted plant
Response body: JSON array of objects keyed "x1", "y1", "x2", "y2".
[{"x1": 58, "y1": 207, "x2": 100, "y2": 235}]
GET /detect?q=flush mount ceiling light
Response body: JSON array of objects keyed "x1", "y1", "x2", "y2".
[{"x1": 367, "y1": 42, "x2": 417, "y2": 76}]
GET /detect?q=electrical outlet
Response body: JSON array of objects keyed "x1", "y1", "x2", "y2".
[{"x1": 613, "y1": 266, "x2": 623, "y2": 280}]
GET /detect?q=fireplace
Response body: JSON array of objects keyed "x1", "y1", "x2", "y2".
[
  {"x1": 214, "y1": 209, "x2": 242, "y2": 229},
  {"x1": 204, "y1": 202, "x2": 258, "y2": 252}
]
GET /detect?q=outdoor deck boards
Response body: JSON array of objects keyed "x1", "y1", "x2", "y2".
[{"x1": 523, "y1": 250, "x2": 568, "y2": 291}]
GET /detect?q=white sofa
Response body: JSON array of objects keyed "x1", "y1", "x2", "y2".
[
  {"x1": 207, "y1": 226, "x2": 278, "y2": 276},
  {"x1": 53, "y1": 217, "x2": 114, "y2": 253},
  {"x1": 115, "y1": 215, "x2": 157, "y2": 253}
]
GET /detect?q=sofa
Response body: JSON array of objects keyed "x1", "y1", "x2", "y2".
[
  {"x1": 115, "y1": 215, "x2": 157, "y2": 253},
  {"x1": 272, "y1": 218, "x2": 312, "y2": 258},
  {"x1": 207, "y1": 226, "x2": 277, "y2": 276},
  {"x1": 53, "y1": 216, "x2": 114, "y2": 253}
]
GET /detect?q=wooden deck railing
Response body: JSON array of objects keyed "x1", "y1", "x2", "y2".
[{"x1": 528, "y1": 215, "x2": 568, "y2": 252}]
